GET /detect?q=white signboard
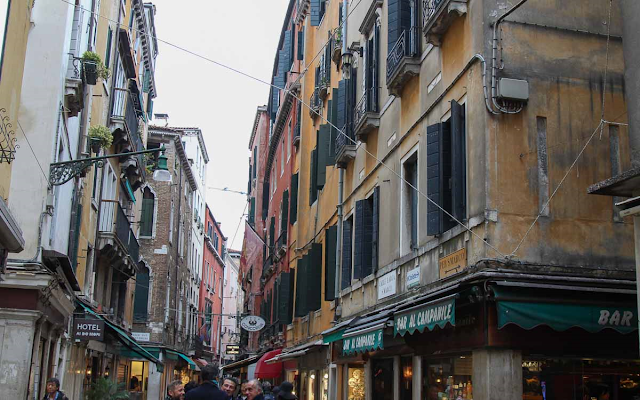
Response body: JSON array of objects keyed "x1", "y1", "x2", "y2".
[
  {"x1": 406, "y1": 267, "x2": 420, "y2": 288},
  {"x1": 132, "y1": 332, "x2": 150, "y2": 342},
  {"x1": 377, "y1": 271, "x2": 397, "y2": 300},
  {"x1": 241, "y1": 316, "x2": 266, "y2": 332}
]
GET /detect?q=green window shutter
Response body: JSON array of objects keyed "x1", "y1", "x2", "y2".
[
  {"x1": 307, "y1": 243, "x2": 323, "y2": 312},
  {"x1": 269, "y1": 217, "x2": 275, "y2": 250},
  {"x1": 141, "y1": 197, "x2": 154, "y2": 237},
  {"x1": 290, "y1": 173, "x2": 299, "y2": 223},
  {"x1": 362, "y1": 198, "x2": 374, "y2": 277},
  {"x1": 284, "y1": 30, "x2": 292, "y2": 71},
  {"x1": 134, "y1": 268, "x2": 150, "y2": 320},
  {"x1": 262, "y1": 182, "x2": 270, "y2": 220},
  {"x1": 372, "y1": 186, "x2": 380, "y2": 273},
  {"x1": 282, "y1": 190, "x2": 289, "y2": 234},
  {"x1": 309, "y1": 148, "x2": 318, "y2": 205},
  {"x1": 143, "y1": 69, "x2": 151, "y2": 93},
  {"x1": 341, "y1": 218, "x2": 352, "y2": 290},
  {"x1": 297, "y1": 28, "x2": 305, "y2": 61},
  {"x1": 451, "y1": 100, "x2": 466, "y2": 222},
  {"x1": 337, "y1": 80, "x2": 347, "y2": 132},
  {"x1": 325, "y1": 225, "x2": 337, "y2": 301},
  {"x1": 105, "y1": 28, "x2": 113, "y2": 69},
  {"x1": 317, "y1": 126, "x2": 330, "y2": 189},
  {"x1": 295, "y1": 258, "x2": 309, "y2": 317},
  {"x1": 427, "y1": 123, "x2": 443, "y2": 236},
  {"x1": 353, "y1": 200, "x2": 364, "y2": 280},
  {"x1": 278, "y1": 272, "x2": 294, "y2": 325},
  {"x1": 253, "y1": 147, "x2": 257, "y2": 179},
  {"x1": 249, "y1": 197, "x2": 256, "y2": 226},
  {"x1": 146, "y1": 98, "x2": 154, "y2": 121},
  {"x1": 330, "y1": 89, "x2": 339, "y2": 161},
  {"x1": 310, "y1": 0, "x2": 321, "y2": 26}
]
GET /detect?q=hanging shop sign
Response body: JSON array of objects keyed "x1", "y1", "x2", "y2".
[
  {"x1": 439, "y1": 248, "x2": 467, "y2": 279},
  {"x1": 74, "y1": 318, "x2": 105, "y2": 341},
  {"x1": 394, "y1": 297, "x2": 455, "y2": 336},
  {"x1": 342, "y1": 328, "x2": 384, "y2": 355},
  {"x1": 377, "y1": 270, "x2": 397, "y2": 300},
  {"x1": 226, "y1": 345, "x2": 240, "y2": 355},
  {"x1": 241, "y1": 316, "x2": 266, "y2": 332}
]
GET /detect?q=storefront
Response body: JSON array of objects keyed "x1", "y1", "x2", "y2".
[
  {"x1": 221, "y1": 353, "x2": 262, "y2": 381},
  {"x1": 266, "y1": 341, "x2": 329, "y2": 399}
]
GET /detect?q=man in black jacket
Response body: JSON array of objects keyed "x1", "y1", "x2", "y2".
[{"x1": 185, "y1": 365, "x2": 228, "y2": 400}]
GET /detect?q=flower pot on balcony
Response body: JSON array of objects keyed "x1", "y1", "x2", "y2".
[
  {"x1": 83, "y1": 61, "x2": 98, "y2": 85},
  {"x1": 89, "y1": 138, "x2": 102, "y2": 154}
]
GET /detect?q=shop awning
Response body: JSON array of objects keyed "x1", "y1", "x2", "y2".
[
  {"x1": 342, "y1": 322, "x2": 386, "y2": 355},
  {"x1": 167, "y1": 350, "x2": 197, "y2": 370},
  {"x1": 77, "y1": 301, "x2": 164, "y2": 372},
  {"x1": 254, "y1": 349, "x2": 283, "y2": 379},
  {"x1": 193, "y1": 358, "x2": 208, "y2": 368},
  {"x1": 222, "y1": 354, "x2": 262, "y2": 371},
  {"x1": 322, "y1": 318, "x2": 355, "y2": 344},
  {"x1": 493, "y1": 284, "x2": 638, "y2": 334},
  {"x1": 393, "y1": 294, "x2": 456, "y2": 336},
  {"x1": 265, "y1": 340, "x2": 327, "y2": 364}
]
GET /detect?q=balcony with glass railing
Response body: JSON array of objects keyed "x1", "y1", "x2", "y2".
[
  {"x1": 422, "y1": 0, "x2": 468, "y2": 46},
  {"x1": 98, "y1": 200, "x2": 140, "y2": 275},
  {"x1": 354, "y1": 87, "x2": 380, "y2": 141},
  {"x1": 386, "y1": 27, "x2": 422, "y2": 96}
]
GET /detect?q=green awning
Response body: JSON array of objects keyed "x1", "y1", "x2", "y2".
[
  {"x1": 77, "y1": 302, "x2": 163, "y2": 372},
  {"x1": 323, "y1": 329, "x2": 345, "y2": 344},
  {"x1": 394, "y1": 296, "x2": 456, "y2": 336},
  {"x1": 342, "y1": 327, "x2": 384, "y2": 355},
  {"x1": 494, "y1": 286, "x2": 638, "y2": 334},
  {"x1": 167, "y1": 350, "x2": 197, "y2": 370},
  {"x1": 125, "y1": 179, "x2": 136, "y2": 203}
]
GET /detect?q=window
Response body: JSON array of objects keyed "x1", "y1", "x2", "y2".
[
  {"x1": 427, "y1": 100, "x2": 467, "y2": 236},
  {"x1": 287, "y1": 120, "x2": 292, "y2": 161},
  {"x1": 401, "y1": 147, "x2": 418, "y2": 255},
  {"x1": 341, "y1": 214, "x2": 354, "y2": 290},
  {"x1": 353, "y1": 187, "x2": 380, "y2": 280},
  {"x1": 133, "y1": 264, "x2": 150, "y2": 321},
  {"x1": 105, "y1": 27, "x2": 113, "y2": 71},
  {"x1": 281, "y1": 141, "x2": 285, "y2": 176},
  {"x1": 219, "y1": 278, "x2": 222, "y2": 299},
  {"x1": 213, "y1": 270, "x2": 216, "y2": 293},
  {"x1": 0, "y1": 1, "x2": 9, "y2": 80},
  {"x1": 310, "y1": 0, "x2": 327, "y2": 26},
  {"x1": 140, "y1": 187, "x2": 155, "y2": 237}
]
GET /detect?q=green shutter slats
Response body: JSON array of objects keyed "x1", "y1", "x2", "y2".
[
  {"x1": 353, "y1": 200, "x2": 364, "y2": 280},
  {"x1": 269, "y1": 217, "x2": 275, "y2": 250},
  {"x1": 330, "y1": 89, "x2": 339, "y2": 160},
  {"x1": 146, "y1": 98, "x2": 154, "y2": 120},
  {"x1": 141, "y1": 198, "x2": 154, "y2": 236},
  {"x1": 373, "y1": 25, "x2": 380, "y2": 108},
  {"x1": 372, "y1": 186, "x2": 380, "y2": 273},
  {"x1": 253, "y1": 147, "x2": 257, "y2": 179},
  {"x1": 143, "y1": 69, "x2": 151, "y2": 93},
  {"x1": 307, "y1": 243, "x2": 323, "y2": 312},
  {"x1": 325, "y1": 225, "x2": 337, "y2": 301},
  {"x1": 249, "y1": 197, "x2": 256, "y2": 226},
  {"x1": 277, "y1": 272, "x2": 292, "y2": 325},
  {"x1": 309, "y1": 148, "x2": 318, "y2": 204},
  {"x1": 295, "y1": 258, "x2": 308, "y2": 317},
  {"x1": 451, "y1": 100, "x2": 467, "y2": 222},
  {"x1": 427, "y1": 123, "x2": 442, "y2": 235},
  {"x1": 310, "y1": 0, "x2": 321, "y2": 26},
  {"x1": 262, "y1": 182, "x2": 270, "y2": 220},
  {"x1": 105, "y1": 28, "x2": 113, "y2": 69},
  {"x1": 282, "y1": 190, "x2": 289, "y2": 235},
  {"x1": 317, "y1": 126, "x2": 330, "y2": 188},
  {"x1": 297, "y1": 28, "x2": 305, "y2": 61},
  {"x1": 133, "y1": 270, "x2": 150, "y2": 320},
  {"x1": 341, "y1": 218, "x2": 352, "y2": 290},
  {"x1": 337, "y1": 80, "x2": 347, "y2": 132},
  {"x1": 290, "y1": 173, "x2": 299, "y2": 223}
]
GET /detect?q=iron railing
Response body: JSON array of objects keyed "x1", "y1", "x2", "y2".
[
  {"x1": 386, "y1": 28, "x2": 421, "y2": 80},
  {"x1": 309, "y1": 88, "x2": 322, "y2": 117},
  {"x1": 355, "y1": 88, "x2": 379, "y2": 128},
  {"x1": 423, "y1": 0, "x2": 445, "y2": 27},
  {"x1": 112, "y1": 90, "x2": 139, "y2": 138},
  {"x1": 99, "y1": 200, "x2": 140, "y2": 262}
]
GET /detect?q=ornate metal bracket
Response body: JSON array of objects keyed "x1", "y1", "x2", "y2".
[
  {"x1": 0, "y1": 108, "x2": 18, "y2": 164},
  {"x1": 48, "y1": 146, "x2": 165, "y2": 186}
]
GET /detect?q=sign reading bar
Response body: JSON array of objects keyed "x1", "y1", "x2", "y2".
[
  {"x1": 74, "y1": 319, "x2": 105, "y2": 341},
  {"x1": 439, "y1": 248, "x2": 467, "y2": 279},
  {"x1": 226, "y1": 345, "x2": 240, "y2": 355},
  {"x1": 394, "y1": 298, "x2": 455, "y2": 336},
  {"x1": 342, "y1": 328, "x2": 383, "y2": 355}
]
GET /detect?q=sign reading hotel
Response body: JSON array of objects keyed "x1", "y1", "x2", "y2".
[
  {"x1": 439, "y1": 248, "x2": 467, "y2": 279},
  {"x1": 394, "y1": 298, "x2": 455, "y2": 336},
  {"x1": 74, "y1": 319, "x2": 105, "y2": 341},
  {"x1": 342, "y1": 329, "x2": 384, "y2": 355}
]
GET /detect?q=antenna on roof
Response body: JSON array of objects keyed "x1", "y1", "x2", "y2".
[{"x1": 154, "y1": 113, "x2": 169, "y2": 127}]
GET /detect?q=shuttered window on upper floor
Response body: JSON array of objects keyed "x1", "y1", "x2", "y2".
[
  {"x1": 388, "y1": 0, "x2": 412, "y2": 51},
  {"x1": 309, "y1": 148, "x2": 318, "y2": 205},
  {"x1": 310, "y1": 0, "x2": 327, "y2": 26},
  {"x1": 290, "y1": 173, "x2": 299, "y2": 224},
  {"x1": 248, "y1": 197, "x2": 256, "y2": 227},
  {"x1": 316, "y1": 125, "x2": 331, "y2": 189},
  {"x1": 297, "y1": 28, "x2": 305, "y2": 61},
  {"x1": 281, "y1": 189, "x2": 289, "y2": 236},
  {"x1": 353, "y1": 187, "x2": 379, "y2": 280},
  {"x1": 341, "y1": 215, "x2": 353, "y2": 290},
  {"x1": 295, "y1": 256, "x2": 308, "y2": 317},
  {"x1": 307, "y1": 243, "x2": 323, "y2": 312},
  {"x1": 325, "y1": 225, "x2": 338, "y2": 301},
  {"x1": 277, "y1": 271, "x2": 294, "y2": 325},
  {"x1": 427, "y1": 100, "x2": 467, "y2": 236}
]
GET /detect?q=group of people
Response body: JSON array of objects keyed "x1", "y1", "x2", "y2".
[{"x1": 165, "y1": 365, "x2": 297, "y2": 400}]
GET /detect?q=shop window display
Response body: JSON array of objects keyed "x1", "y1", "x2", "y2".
[
  {"x1": 522, "y1": 358, "x2": 640, "y2": 400},
  {"x1": 372, "y1": 359, "x2": 394, "y2": 400},
  {"x1": 348, "y1": 366, "x2": 366, "y2": 400},
  {"x1": 309, "y1": 371, "x2": 317, "y2": 400},
  {"x1": 129, "y1": 361, "x2": 148, "y2": 400},
  {"x1": 321, "y1": 369, "x2": 329, "y2": 400},
  {"x1": 422, "y1": 356, "x2": 473, "y2": 400}
]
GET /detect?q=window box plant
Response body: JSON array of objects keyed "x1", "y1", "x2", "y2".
[
  {"x1": 88, "y1": 125, "x2": 113, "y2": 153},
  {"x1": 81, "y1": 51, "x2": 110, "y2": 85}
]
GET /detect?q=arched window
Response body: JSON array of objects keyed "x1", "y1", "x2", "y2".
[
  {"x1": 140, "y1": 187, "x2": 155, "y2": 237},
  {"x1": 134, "y1": 264, "x2": 150, "y2": 321}
]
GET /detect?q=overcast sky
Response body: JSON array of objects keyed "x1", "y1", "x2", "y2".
[{"x1": 151, "y1": 0, "x2": 289, "y2": 250}]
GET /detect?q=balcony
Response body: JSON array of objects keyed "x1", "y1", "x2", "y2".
[
  {"x1": 386, "y1": 28, "x2": 422, "y2": 96},
  {"x1": 98, "y1": 200, "x2": 140, "y2": 277},
  {"x1": 64, "y1": 55, "x2": 83, "y2": 117},
  {"x1": 112, "y1": 89, "x2": 139, "y2": 139},
  {"x1": 273, "y1": 233, "x2": 287, "y2": 263},
  {"x1": 335, "y1": 127, "x2": 356, "y2": 167},
  {"x1": 354, "y1": 88, "x2": 380, "y2": 142},
  {"x1": 331, "y1": 29, "x2": 342, "y2": 67},
  {"x1": 309, "y1": 88, "x2": 322, "y2": 119},
  {"x1": 422, "y1": 0, "x2": 468, "y2": 46}
]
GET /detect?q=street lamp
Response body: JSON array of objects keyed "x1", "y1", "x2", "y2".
[
  {"x1": 48, "y1": 146, "x2": 168, "y2": 186},
  {"x1": 341, "y1": 50, "x2": 354, "y2": 80}
]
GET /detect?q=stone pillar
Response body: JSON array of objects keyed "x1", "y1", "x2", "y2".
[
  {"x1": 472, "y1": 349, "x2": 522, "y2": 400},
  {"x1": 412, "y1": 356, "x2": 422, "y2": 400},
  {"x1": 393, "y1": 356, "x2": 400, "y2": 400},
  {"x1": 621, "y1": 0, "x2": 640, "y2": 166},
  {"x1": 364, "y1": 361, "x2": 372, "y2": 400}
]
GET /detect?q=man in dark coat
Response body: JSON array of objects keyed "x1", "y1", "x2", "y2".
[
  {"x1": 276, "y1": 382, "x2": 297, "y2": 400},
  {"x1": 245, "y1": 380, "x2": 264, "y2": 400},
  {"x1": 43, "y1": 378, "x2": 69, "y2": 400},
  {"x1": 185, "y1": 365, "x2": 228, "y2": 400}
]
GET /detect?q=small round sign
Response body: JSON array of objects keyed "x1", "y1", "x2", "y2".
[{"x1": 241, "y1": 315, "x2": 266, "y2": 332}]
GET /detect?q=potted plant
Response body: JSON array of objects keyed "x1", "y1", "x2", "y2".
[
  {"x1": 85, "y1": 377, "x2": 129, "y2": 400},
  {"x1": 88, "y1": 125, "x2": 113, "y2": 153},
  {"x1": 81, "y1": 51, "x2": 110, "y2": 85}
]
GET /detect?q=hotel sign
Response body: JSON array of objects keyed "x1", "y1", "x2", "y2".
[
  {"x1": 74, "y1": 319, "x2": 105, "y2": 341},
  {"x1": 342, "y1": 328, "x2": 384, "y2": 355},
  {"x1": 439, "y1": 248, "x2": 467, "y2": 279},
  {"x1": 394, "y1": 298, "x2": 455, "y2": 336}
]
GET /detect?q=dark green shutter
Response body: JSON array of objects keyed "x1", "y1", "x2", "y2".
[
  {"x1": 372, "y1": 186, "x2": 380, "y2": 272},
  {"x1": 290, "y1": 173, "x2": 299, "y2": 223},
  {"x1": 253, "y1": 147, "x2": 257, "y2": 179},
  {"x1": 325, "y1": 225, "x2": 337, "y2": 301},
  {"x1": 353, "y1": 201, "x2": 364, "y2": 280},
  {"x1": 373, "y1": 25, "x2": 380, "y2": 108},
  {"x1": 297, "y1": 28, "x2": 305, "y2": 60},
  {"x1": 134, "y1": 269, "x2": 149, "y2": 320},
  {"x1": 262, "y1": 182, "x2": 270, "y2": 220},
  {"x1": 146, "y1": 98, "x2": 154, "y2": 121},
  {"x1": 310, "y1": 0, "x2": 321, "y2": 26},
  {"x1": 269, "y1": 217, "x2": 275, "y2": 250},
  {"x1": 337, "y1": 80, "x2": 347, "y2": 131},
  {"x1": 451, "y1": 100, "x2": 466, "y2": 222},
  {"x1": 341, "y1": 218, "x2": 352, "y2": 290},
  {"x1": 282, "y1": 190, "x2": 289, "y2": 234},
  {"x1": 143, "y1": 69, "x2": 151, "y2": 93},
  {"x1": 309, "y1": 148, "x2": 318, "y2": 204},
  {"x1": 307, "y1": 243, "x2": 323, "y2": 312},
  {"x1": 362, "y1": 198, "x2": 374, "y2": 277},
  {"x1": 105, "y1": 28, "x2": 113, "y2": 69},
  {"x1": 317, "y1": 125, "x2": 330, "y2": 188},
  {"x1": 141, "y1": 197, "x2": 154, "y2": 236},
  {"x1": 295, "y1": 258, "x2": 308, "y2": 317},
  {"x1": 427, "y1": 123, "x2": 442, "y2": 235},
  {"x1": 330, "y1": 89, "x2": 339, "y2": 161},
  {"x1": 249, "y1": 197, "x2": 256, "y2": 226},
  {"x1": 388, "y1": 0, "x2": 412, "y2": 52},
  {"x1": 339, "y1": 2, "x2": 343, "y2": 25},
  {"x1": 278, "y1": 272, "x2": 294, "y2": 324}
]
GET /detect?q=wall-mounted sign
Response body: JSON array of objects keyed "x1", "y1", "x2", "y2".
[
  {"x1": 342, "y1": 328, "x2": 384, "y2": 355},
  {"x1": 74, "y1": 319, "x2": 105, "y2": 341},
  {"x1": 132, "y1": 332, "x2": 150, "y2": 342},
  {"x1": 226, "y1": 345, "x2": 240, "y2": 355},
  {"x1": 439, "y1": 248, "x2": 467, "y2": 279},
  {"x1": 241, "y1": 316, "x2": 266, "y2": 332},
  {"x1": 406, "y1": 267, "x2": 420, "y2": 288},
  {"x1": 377, "y1": 271, "x2": 397, "y2": 300}
]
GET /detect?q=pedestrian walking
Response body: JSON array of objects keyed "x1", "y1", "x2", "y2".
[
  {"x1": 262, "y1": 381, "x2": 275, "y2": 400},
  {"x1": 222, "y1": 377, "x2": 240, "y2": 399},
  {"x1": 275, "y1": 381, "x2": 297, "y2": 400},
  {"x1": 165, "y1": 380, "x2": 185, "y2": 400},
  {"x1": 42, "y1": 378, "x2": 69, "y2": 400},
  {"x1": 185, "y1": 365, "x2": 227, "y2": 400}
]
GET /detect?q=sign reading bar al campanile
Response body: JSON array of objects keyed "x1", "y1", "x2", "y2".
[{"x1": 74, "y1": 319, "x2": 105, "y2": 341}]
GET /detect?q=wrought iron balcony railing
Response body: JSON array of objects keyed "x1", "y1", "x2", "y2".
[
  {"x1": 309, "y1": 88, "x2": 322, "y2": 117},
  {"x1": 99, "y1": 200, "x2": 140, "y2": 263},
  {"x1": 112, "y1": 90, "x2": 139, "y2": 138},
  {"x1": 386, "y1": 28, "x2": 421, "y2": 80},
  {"x1": 355, "y1": 88, "x2": 379, "y2": 128},
  {"x1": 423, "y1": 0, "x2": 445, "y2": 26}
]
